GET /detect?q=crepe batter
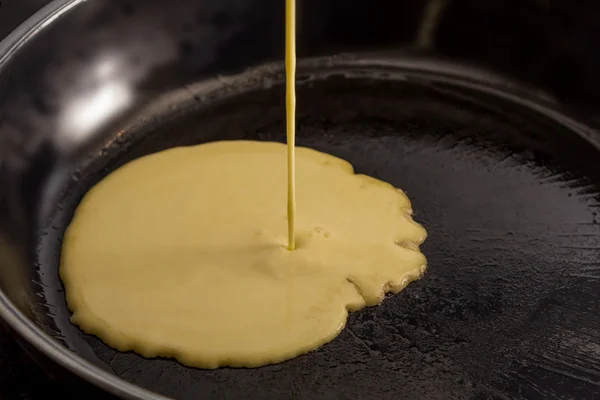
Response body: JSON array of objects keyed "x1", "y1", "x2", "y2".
[
  {"x1": 59, "y1": 0, "x2": 427, "y2": 369},
  {"x1": 61, "y1": 141, "x2": 427, "y2": 368},
  {"x1": 285, "y1": 0, "x2": 297, "y2": 250}
]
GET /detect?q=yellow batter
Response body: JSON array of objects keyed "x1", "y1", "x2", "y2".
[
  {"x1": 60, "y1": 141, "x2": 427, "y2": 368},
  {"x1": 285, "y1": 0, "x2": 297, "y2": 250}
]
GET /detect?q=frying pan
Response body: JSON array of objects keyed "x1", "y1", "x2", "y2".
[{"x1": 2, "y1": 0, "x2": 600, "y2": 399}]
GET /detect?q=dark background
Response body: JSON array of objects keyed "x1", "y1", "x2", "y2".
[
  {"x1": 0, "y1": 0, "x2": 52, "y2": 39},
  {"x1": 0, "y1": 3, "x2": 62, "y2": 400}
]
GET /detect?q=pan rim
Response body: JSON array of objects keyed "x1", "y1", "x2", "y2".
[{"x1": 0, "y1": 1, "x2": 168, "y2": 398}]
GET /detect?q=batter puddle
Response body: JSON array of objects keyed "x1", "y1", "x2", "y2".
[{"x1": 60, "y1": 141, "x2": 427, "y2": 368}]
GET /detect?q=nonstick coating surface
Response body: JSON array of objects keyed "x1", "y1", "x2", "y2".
[{"x1": 35, "y1": 62, "x2": 600, "y2": 399}]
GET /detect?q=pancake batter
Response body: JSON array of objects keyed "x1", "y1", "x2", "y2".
[
  {"x1": 285, "y1": 0, "x2": 297, "y2": 250},
  {"x1": 60, "y1": 141, "x2": 427, "y2": 368}
]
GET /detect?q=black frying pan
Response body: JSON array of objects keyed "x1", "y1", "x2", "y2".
[{"x1": 2, "y1": 0, "x2": 600, "y2": 399}]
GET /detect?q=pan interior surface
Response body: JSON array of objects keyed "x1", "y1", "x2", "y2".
[{"x1": 34, "y1": 58, "x2": 600, "y2": 399}]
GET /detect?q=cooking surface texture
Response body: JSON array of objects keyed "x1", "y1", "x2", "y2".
[{"x1": 34, "y1": 65, "x2": 600, "y2": 399}]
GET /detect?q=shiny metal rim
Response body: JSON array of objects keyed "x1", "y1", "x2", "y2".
[{"x1": 0, "y1": 0, "x2": 167, "y2": 398}]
